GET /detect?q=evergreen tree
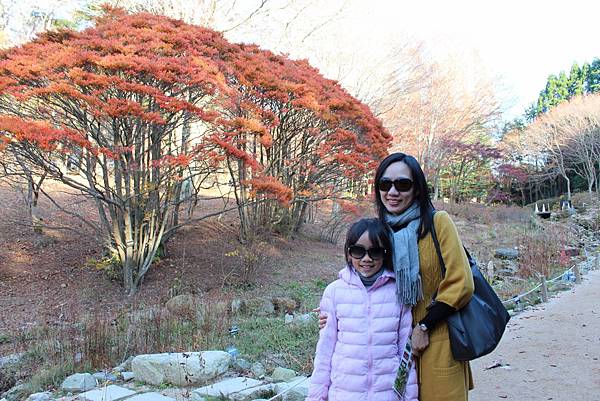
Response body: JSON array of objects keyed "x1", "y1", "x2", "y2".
[
  {"x1": 587, "y1": 58, "x2": 600, "y2": 93},
  {"x1": 568, "y1": 63, "x2": 585, "y2": 97}
]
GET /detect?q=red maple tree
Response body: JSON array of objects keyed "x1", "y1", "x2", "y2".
[
  {"x1": 206, "y1": 42, "x2": 390, "y2": 237},
  {"x1": 0, "y1": 8, "x2": 390, "y2": 293},
  {"x1": 0, "y1": 8, "x2": 234, "y2": 294}
]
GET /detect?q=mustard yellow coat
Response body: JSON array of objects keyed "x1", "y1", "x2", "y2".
[{"x1": 413, "y1": 211, "x2": 475, "y2": 401}]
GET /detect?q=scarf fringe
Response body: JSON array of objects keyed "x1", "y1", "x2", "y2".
[{"x1": 396, "y1": 267, "x2": 423, "y2": 306}]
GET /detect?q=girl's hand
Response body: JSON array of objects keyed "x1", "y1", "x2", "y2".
[
  {"x1": 411, "y1": 327, "x2": 430, "y2": 357},
  {"x1": 312, "y1": 307, "x2": 328, "y2": 329}
]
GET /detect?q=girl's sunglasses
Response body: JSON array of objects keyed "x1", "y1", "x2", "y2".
[
  {"x1": 348, "y1": 245, "x2": 387, "y2": 260},
  {"x1": 377, "y1": 178, "x2": 413, "y2": 192}
]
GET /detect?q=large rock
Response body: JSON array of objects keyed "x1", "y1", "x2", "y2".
[
  {"x1": 61, "y1": 373, "x2": 97, "y2": 392},
  {"x1": 132, "y1": 351, "x2": 231, "y2": 386}
]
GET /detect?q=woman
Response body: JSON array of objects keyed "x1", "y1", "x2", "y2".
[{"x1": 319, "y1": 152, "x2": 474, "y2": 401}]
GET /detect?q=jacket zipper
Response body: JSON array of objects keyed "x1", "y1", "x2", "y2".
[
  {"x1": 366, "y1": 282, "x2": 373, "y2": 401},
  {"x1": 358, "y1": 274, "x2": 390, "y2": 401}
]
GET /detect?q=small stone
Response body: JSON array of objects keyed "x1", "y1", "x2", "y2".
[
  {"x1": 25, "y1": 392, "x2": 52, "y2": 401},
  {"x1": 0, "y1": 353, "x2": 24, "y2": 368},
  {"x1": 271, "y1": 367, "x2": 297, "y2": 382},
  {"x1": 2, "y1": 384, "x2": 26, "y2": 401},
  {"x1": 74, "y1": 353, "x2": 83, "y2": 364},
  {"x1": 231, "y1": 298, "x2": 244, "y2": 315},
  {"x1": 114, "y1": 356, "x2": 134, "y2": 372},
  {"x1": 234, "y1": 358, "x2": 252, "y2": 371},
  {"x1": 494, "y1": 248, "x2": 519, "y2": 260},
  {"x1": 121, "y1": 371, "x2": 135, "y2": 382},
  {"x1": 92, "y1": 372, "x2": 118, "y2": 383},
  {"x1": 61, "y1": 373, "x2": 97, "y2": 392},
  {"x1": 284, "y1": 313, "x2": 294, "y2": 324},
  {"x1": 251, "y1": 362, "x2": 266, "y2": 378}
]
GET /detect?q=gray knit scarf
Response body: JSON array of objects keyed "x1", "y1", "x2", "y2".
[{"x1": 384, "y1": 202, "x2": 423, "y2": 306}]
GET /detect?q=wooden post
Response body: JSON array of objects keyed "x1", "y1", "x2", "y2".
[
  {"x1": 573, "y1": 264, "x2": 581, "y2": 283},
  {"x1": 540, "y1": 276, "x2": 549, "y2": 303}
]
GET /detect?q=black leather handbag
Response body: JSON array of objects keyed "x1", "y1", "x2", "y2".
[{"x1": 430, "y1": 215, "x2": 510, "y2": 361}]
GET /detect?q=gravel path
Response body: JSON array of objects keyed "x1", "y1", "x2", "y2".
[{"x1": 470, "y1": 268, "x2": 600, "y2": 401}]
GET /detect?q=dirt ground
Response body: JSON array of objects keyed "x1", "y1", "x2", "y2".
[
  {"x1": 470, "y1": 268, "x2": 600, "y2": 401},
  {"x1": 0, "y1": 183, "x2": 342, "y2": 337}
]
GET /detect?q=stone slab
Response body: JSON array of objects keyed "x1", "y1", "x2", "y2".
[
  {"x1": 77, "y1": 385, "x2": 136, "y2": 401},
  {"x1": 231, "y1": 383, "x2": 275, "y2": 401},
  {"x1": 192, "y1": 377, "x2": 263, "y2": 398},
  {"x1": 125, "y1": 393, "x2": 175, "y2": 401}
]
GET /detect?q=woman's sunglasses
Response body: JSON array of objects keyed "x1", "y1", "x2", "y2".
[
  {"x1": 348, "y1": 245, "x2": 387, "y2": 260},
  {"x1": 377, "y1": 178, "x2": 414, "y2": 192}
]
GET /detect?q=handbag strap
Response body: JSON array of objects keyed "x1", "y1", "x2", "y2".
[
  {"x1": 430, "y1": 211, "x2": 447, "y2": 278},
  {"x1": 430, "y1": 211, "x2": 473, "y2": 280}
]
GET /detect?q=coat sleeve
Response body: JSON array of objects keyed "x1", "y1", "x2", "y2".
[
  {"x1": 306, "y1": 284, "x2": 338, "y2": 401},
  {"x1": 398, "y1": 304, "x2": 418, "y2": 401},
  {"x1": 433, "y1": 211, "x2": 474, "y2": 310}
]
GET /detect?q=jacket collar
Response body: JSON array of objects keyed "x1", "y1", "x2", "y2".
[{"x1": 339, "y1": 265, "x2": 394, "y2": 289}]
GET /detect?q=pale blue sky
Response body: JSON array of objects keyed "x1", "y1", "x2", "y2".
[
  {"x1": 369, "y1": 0, "x2": 600, "y2": 119},
  {"x1": 226, "y1": 0, "x2": 600, "y2": 121}
]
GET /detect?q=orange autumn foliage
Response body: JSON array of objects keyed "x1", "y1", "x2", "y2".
[{"x1": 0, "y1": 7, "x2": 390, "y2": 287}]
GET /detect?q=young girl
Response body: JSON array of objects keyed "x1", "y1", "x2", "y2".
[{"x1": 307, "y1": 218, "x2": 418, "y2": 401}]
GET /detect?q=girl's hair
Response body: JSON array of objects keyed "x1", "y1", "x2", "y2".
[
  {"x1": 344, "y1": 218, "x2": 393, "y2": 270},
  {"x1": 373, "y1": 152, "x2": 435, "y2": 239}
]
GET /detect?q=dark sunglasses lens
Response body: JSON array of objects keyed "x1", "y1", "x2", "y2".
[
  {"x1": 349, "y1": 245, "x2": 385, "y2": 259},
  {"x1": 395, "y1": 178, "x2": 413, "y2": 192},
  {"x1": 349, "y1": 245, "x2": 366, "y2": 259},
  {"x1": 378, "y1": 178, "x2": 413, "y2": 192},
  {"x1": 378, "y1": 179, "x2": 393, "y2": 191},
  {"x1": 368, "y1": 247, "x2": 385, "y2": 259}
]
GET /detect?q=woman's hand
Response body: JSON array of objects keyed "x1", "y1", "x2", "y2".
[
  {"x1": 411, "y1": 327, "x2": 430, "y2": 357},
  {"x1": 312, "y1": 307, "x2": 328, "y2": 329}
]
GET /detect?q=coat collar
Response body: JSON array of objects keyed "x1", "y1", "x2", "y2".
[{"x1": 339, "y1": 265, "x2": 395, "y2": 289}]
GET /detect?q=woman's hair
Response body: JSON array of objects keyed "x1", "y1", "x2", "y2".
[
  {"x1": 344, "y1": 218, "x2": 393, "y2": 270},
  {"x1": 373, "y1": 152, "x2": 434, "y2": 239}
]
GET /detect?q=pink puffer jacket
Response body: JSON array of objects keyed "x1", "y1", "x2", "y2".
[{"x1": 307, "y1": 266, "x2": 418, "y2": 401}]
